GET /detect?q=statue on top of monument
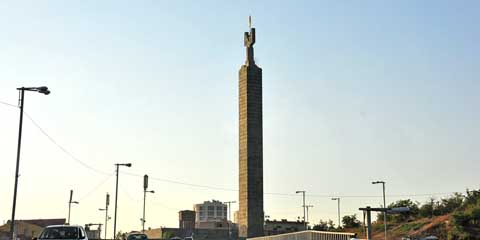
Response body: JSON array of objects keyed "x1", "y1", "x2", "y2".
[
  {"x1": 244, "y1": 15, "x2": 256, "y2": 65},
  {"x1": 244, "y1": 16, "x2": 255, "y2": 47}
]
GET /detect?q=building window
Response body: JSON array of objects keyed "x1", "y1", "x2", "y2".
[
  {"x1": 216, "y1": 206, "x2": 223, "y2": 217},
  {"x1": 208, "y1": 206, "x2": 214, "y2": 217}
]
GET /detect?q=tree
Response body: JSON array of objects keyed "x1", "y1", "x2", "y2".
[
  {"x1": 116, "y1": 231, "x2": 127, "y2": 240},
  {"x1": 437, "y1": 193, "x2": 464, "y2": 215},
  {"x1": 342, "y1": 214, "x2": 360, "y2": 228},
  {"x1": 312, "y1": 219, "x2": 336, "y2": 231},
  {"x1": 419, "y1": 198, "x2": 435, "y2": 218},
  {"x1": 162, "y1": 231, "x2": 175, "y2": 239},
  {"x1": 450, "y1": 194, "x2": 480, "y2": 239},
  {"x1": 312, "y1": 220, "x2": 328, "y2": 231},
  {"x1": 327, "y1": 219, "x2": 336, "y2": 230},
  {"x1": 377, "y1": 199, "x2": 419, "y2": 223},
  {"x1": 464, "y1": 189, "x2": 480, "y2": 206}
]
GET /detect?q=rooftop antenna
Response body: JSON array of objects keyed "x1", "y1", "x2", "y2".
[{"x1": 248, "y1": 15, "x2": 252, "y2": 29}]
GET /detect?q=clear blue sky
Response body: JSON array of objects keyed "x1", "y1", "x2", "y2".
[{"x1": 1, "y1": 0, "x2": 479, "y2": 233}]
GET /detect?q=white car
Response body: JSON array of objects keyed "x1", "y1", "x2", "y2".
[{"x1": 36, "y1": 225, "x2": 88, "y2": 240}]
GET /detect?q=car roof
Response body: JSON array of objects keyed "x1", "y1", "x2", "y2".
[{"x1": 46, "y1": 225, "x2": 82, "y2": 228}]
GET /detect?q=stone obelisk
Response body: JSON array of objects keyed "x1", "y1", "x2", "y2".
[{"x1": 238, "y1": 19, "x2": 264, "y2": 239}]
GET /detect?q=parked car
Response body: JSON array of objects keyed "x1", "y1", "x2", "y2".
[
  {"x1": 35, "y1": 225, "x2": 88, "y2": 240},
  {"x1": 126, "y1": 233, "x2": 148, "y2": 240}
]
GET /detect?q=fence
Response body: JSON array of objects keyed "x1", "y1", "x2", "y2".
[{"x1": 248, "y1": 230, "x2": 357, "y2": 240}]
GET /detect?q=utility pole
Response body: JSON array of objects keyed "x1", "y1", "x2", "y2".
[
  {"x1": 10, "y1": 86, "x2": 50, "y2": 240},
  {"x1": 372, "y1": 181, "x2": 387, "y2": 240},
  {"x1": 295, "y1": 190, "x2": 306, "y2": 230},
  {"x1": 224, "y1": 201, "x2": 236, "y2": 222},
  {"x1": 331, "y1": 198, "x2": 341, "y2": 228},
  {"x1": 99, "y1": 193, "x2": 110, "y2": 239},
  {"x1": 142, "y1": 174, "x2": 154, "y2": 233}
]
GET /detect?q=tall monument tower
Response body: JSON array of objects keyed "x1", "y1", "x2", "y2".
[{"x1": 238, "y1": 17, "x2": 264, "y2": 239}]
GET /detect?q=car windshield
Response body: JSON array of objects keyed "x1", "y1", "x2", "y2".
[
  {"x1": 40, "y1": 227, "x2": 79, "y2": 239},
  {"x1": 127, "y1": 234, "x2": 147, "y2": 240}
]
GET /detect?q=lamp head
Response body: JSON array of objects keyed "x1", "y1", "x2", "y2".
[
  {"x1": 116, "y1": 163, "x2": 132, "y2": 167},
  {"x1": 388, "y1": 207, "x2": 410, "y2": 213},
  {"x1": 36, "y1": 86, "x2": 50, "y2": 95}
]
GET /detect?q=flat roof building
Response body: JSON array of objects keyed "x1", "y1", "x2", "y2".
[{"x1": 193, "y1": 200, "x2": 228, "y2": 224}]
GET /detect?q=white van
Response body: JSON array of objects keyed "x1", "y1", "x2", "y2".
[{"x1": 35, "y1": 225, "x2": 88, "y2": 240}]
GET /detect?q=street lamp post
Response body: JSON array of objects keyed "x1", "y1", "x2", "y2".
[
  {"x1": 99, "y1": 193, "x2": 110, "y2": 239},
  {"x1": 113, "y1": 163, "x2": 132, "y2": 239},
  {"x1": 10, "y1": 86, "x2": 50, "y2": 240},
  {"x1": 141, "y1": 190, "x2": 154, "y2": 232},
  {"x1": 68, "y1": 190, "x2": 80, "y2": 224},
  {"x1": 142, "y1": 174, "x2": 154, "y2": 233},
  {"x1": 295, "y1": 190, "x2": 306, "y2": 230},
  {"x1": 305, "y1": 205, "x2": 313, "y2": 229},
  {"x1": 372, "y1": 181, "x2": 387, "y2": 240},
  {"x1": 331, "y1": 198, "x2": 341, "y2": 228},
  {"x1": 224, "y1": 201, "x2": 236, "y2": 239}
]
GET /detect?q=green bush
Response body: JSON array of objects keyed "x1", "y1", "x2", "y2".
[{"x1": 342, "y1": 214, "x2": 361, "y2": 228}]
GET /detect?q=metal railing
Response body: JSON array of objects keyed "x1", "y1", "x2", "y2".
[{"x1": 248, "y1": 230, "x2": 357, "y2": 240}]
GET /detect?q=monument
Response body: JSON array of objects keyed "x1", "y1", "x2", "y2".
[{"x1": 238, "y1": 17, "x2": 264, "y2": 239}]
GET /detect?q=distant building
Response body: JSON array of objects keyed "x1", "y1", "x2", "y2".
[
  {"x1": 143, "y1": 203, "x2": 238, "y2": 240},
  {"x1": 17, "y1": 219, "x2": 66, "y2": 228},
  {"x1": 145, "y1": 227, "x2": 236, "y2": 240},
  {"x1": 233, "y1": 211, "x2": 239, "y2": 224},
  {"x1": 84, "y1": 224, "x2": 102, "y2": 239},
  {"x1": 179, "y1": 210, "x2": 195, "y2": 233},
  {"x1": 196, "y1": 220, "x2": 229, "y2": 230},
  {"x1": 193, "y1": 200, "x2": 227, "y2": 225},
  {"x1": 264, "y1": 219, "x2": 306, "y2": 236},
  {"x1": 0, "y1": 219, "x2": 65, "y2": 240}
]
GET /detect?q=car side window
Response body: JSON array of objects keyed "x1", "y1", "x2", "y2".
[{"x1": 79, "y1": 228, "x2": 85, "y2": 239}]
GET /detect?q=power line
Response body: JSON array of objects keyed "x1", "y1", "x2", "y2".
[
  {"x1": 118, "y1": 183, "x2": 178, "y2": 211},
  {"x1": 13, "y1": 110, "x2": 473, "y2": 200},
  {"x1": 0, "y1": 100, "x2": 17, "y2": 108},
  {"x1": 122, "y1": 171, "x2": 238, "y2": 192},
  {"x1": 78, "y1": 173, "x2": 114, "y2": 201},
  {"x1": 23, "y1": 112, "x2": 111, "y2": 176}
]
